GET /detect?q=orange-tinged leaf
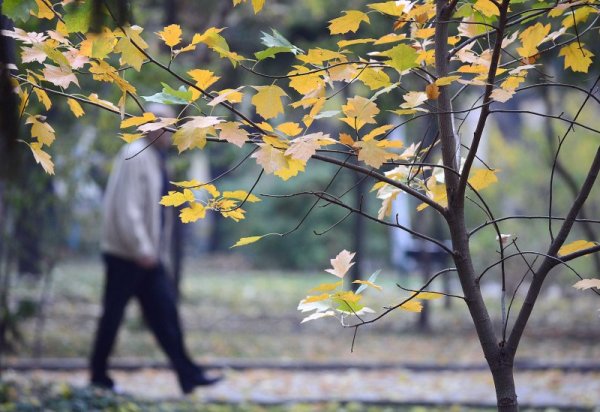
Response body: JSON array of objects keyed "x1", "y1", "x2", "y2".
[
  {"x1": 231, "y1": 235, "x2": 264, "y2": 248},
  {"x1": 29, "y1": 142, "x2": 54, "y2": 174},
  {"x1": 251, "y1": 85, "x2": 287, "y2": 119},
  {"x1": 120, "y1": 112, "x2": 157, "y2": 129},
  {"x1": 325, "y1": 249, "x2": 356, "y2": 278},
  {"x1": 339, "y1": 132, "x2": 355, "y2": 146},
  {"x1": 426, "y1": 83, "x2": 440, "y2": 100},
  {"x1": 157, "y1": 24, "x2": 182, "y2": 47},
  {"x1": 216, "y1": 122, "x2": 249, "y2": 147},
  {"x1": 252, "y1": 0, "x2": 266, "y2": 13},
  {"x1": 558, "y1": 240, "x2": 597, "y2": 257},
  {"x1": 559, "y1": 43, "x2": 594, "y2": 73},
  {"x1": 67, "y1": 98, "x2": 84, "y2": 117},
  {"x1": 328, "y1": 10, "x2": 370, "y2": 35},
  {"x1": 573, "y1": 278, "x2": 600, "y2": 290}
]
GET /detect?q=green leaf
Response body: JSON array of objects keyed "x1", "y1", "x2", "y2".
[
  {"x1": 355, "y1": 269, "x2": 381, "y2": 294},
  {"x1": 380, "y1": 44, "x2": 419, "y2": 72},
  {"x1": 63, "y1": 1, "x2": 93, "y2": 33},
  {"x1": 260, "y1": 29, "x2": 302, "y2": 54},
  {"x1": 333, "y1": 298, "x2": 364, "y2": 314},
  {"x1": 255, "y1": 29, "x2": 303, "y2": 61},
  {"x1": 142, "y1": 83, "x2": 193, "y2": 105},
  {"x1": 3, "y1": 0, "x2": 36, "y2": 22}
]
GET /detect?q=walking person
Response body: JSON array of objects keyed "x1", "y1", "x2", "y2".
[{"x1": 90, "y1": 105, "x2": 221, "y2": 394}]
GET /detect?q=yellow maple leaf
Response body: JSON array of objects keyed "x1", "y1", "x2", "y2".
[
  {"x1": 474, "y1": 0, "x2": 499, "y2": 17},
  {"x1": 468, "y1": 169, "x2": 499, "y2": 191},
  {"x1": 119, "y1": 133, "x2": 144, "y2": 144},
  {"x1": 29, "y1": 81, "x2": 49, "y2": 106},
  {"x1": 277, "y1": 122, "x2": 303, "y2": 137},
  {"x1": 558, "y1": 240, "x2": 597, "y2": 257},
  {"x1": 309, "y1": 281, "x2": 344, "y2": 293},
  {"x1": 559, "y1": 43, "x2": 594, "y2": 73},
  {"x1": 120, "y1": 112, "x2": 157, "y2": 129},
  {"x1": 368, "y1": 1, "x2": 405, "y2": 16},
  {"x1": 328, "y1": 10, "x2": 370, "y2": 35},
  {"x1": 288, "y1": 66, "x2": 325, "y2": 95},
  {"x1": 26, "y1": 115, "x2": 55, "y2": 146},
  {"x1": 412, "y1": 292, "x2": 443, "y2": 300},
  {"x1": 223, "y1": 190, "x2": 261, "y2": 203},
  {"x1": 173, "y1": 116, "x2": 222, "y2": 153},
  {"x1": 33, "y1": 0, "x2": 54, "y2": 19},
  {"x1": 29, "y1": 142, "x2": 54, "y2": 174},
  {"x1": 297, "y1": 48, "x2": 344, "y2": 65},
  {"x1": 179, "y1": 202, "x2": 206, "y2": 223},
  {"x1": 188, "y1": 69, "x2": 220, "y2": 90},
  {"x1": 160, "y1": 189, "x2": 195, "y2": 207},
  {"x1": 251, "y1": 85, "x2": 287, "y2": 120},
  {"x1": 400, "y1": 300, "x2": 423, "y2": 312},
  {"x1": 356, "y1": 139, "x2": 389, "y2": 169},
  {"x1": 275, "y1": 156, "x2": 305, "y2": 180},
  {"x1": 67, "y1": 98, "x2": 84, "y2": 118},
  {"x1": 157, "y1": 24, "x2": 182, "y2": 47},
  {"x1": 516, "y1": 23, "x2": 550, "y2": 58},
  {"x1": 341, "y1": 95, "x2": 380, "y2": 130}
]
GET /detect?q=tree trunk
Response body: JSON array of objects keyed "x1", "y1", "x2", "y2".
[{"x1": 490, "y1": 363, "x2": 518, "y2": 411}]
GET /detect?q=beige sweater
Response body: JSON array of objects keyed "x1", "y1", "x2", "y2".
[{"x1": 100, "y1": 139, "x2": 173, "y2": 269}]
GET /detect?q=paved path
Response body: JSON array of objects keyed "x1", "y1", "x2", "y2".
[{"x1": 4, "y1": 366, "x2": 600, "y2": 409}]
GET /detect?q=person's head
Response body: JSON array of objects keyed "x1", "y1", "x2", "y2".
[{"x1": 145, "y1": 103, "x2": 176, "y2": 151}]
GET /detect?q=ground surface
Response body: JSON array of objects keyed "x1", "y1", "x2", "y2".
[{"x1": 3, "y1": 259, "x2": 600, "y2": 409}]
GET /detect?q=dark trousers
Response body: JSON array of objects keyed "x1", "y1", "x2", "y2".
[{"x1": 90, "y1": 253, "x2": 198, "y2": 383}]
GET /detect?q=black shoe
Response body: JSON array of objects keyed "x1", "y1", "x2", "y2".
[
  {"x1": 180, "y1": 370, "x2": 223, "y2": 394},
  {"x1": 90, "y1": 375, "x2": 115, "y2": 390}
]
